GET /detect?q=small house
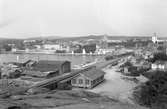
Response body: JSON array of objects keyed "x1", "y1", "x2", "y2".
[
  {"x1": 123, "y1": 66, "x2": 138, "y2": 74},
  {"x1": 71, "y1": 67, "x2": 105, "y2": 89}
]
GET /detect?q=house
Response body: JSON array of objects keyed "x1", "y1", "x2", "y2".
[
  {"x1": 151, "y1": 60, "x2": 167, "y2": 71},
  {"x1": 123, "y1": 66, "x2": 138, "y2": 74},
  {"x1": 32, "y1": 60, "x2": 71, "y2": 75},
  {"x1": 71, "y1": 67, "x2": 105, "y2": 89}
]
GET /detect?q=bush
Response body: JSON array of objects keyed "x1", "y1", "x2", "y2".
[{"x1": 151, "y1": 53, "x2": 167, "y2": 62}]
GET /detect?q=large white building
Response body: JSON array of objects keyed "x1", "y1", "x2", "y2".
[
  {"x1": 152, "y1": 33, "x2": 167, "y2": 43},
  {"x1": 43, "y1": 44, "x2": 61, "y2": 50},
  {"x1": 43, "y1": 44, "x2": 69, "y2": 51}
]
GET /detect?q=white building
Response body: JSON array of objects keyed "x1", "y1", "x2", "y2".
[
  {"x1": 152, "y1": 33, "x2": 167, "y2": 43},
  {"x1": 43, "y1": 44, "x2": 61, "y2": 50},
  {"x1": 96, "y1": 48, "x2": 114, "y2": 54},
  {"x1": 151, "y1": 60, "x2": 167, "y2": 71},
  {"x1": 43, "y1": 44, "x2": 69, "y2": 52}
]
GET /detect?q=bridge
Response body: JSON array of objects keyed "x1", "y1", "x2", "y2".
[{"x1": 29, "y1": 58, "x2": 121, "y2": 90}]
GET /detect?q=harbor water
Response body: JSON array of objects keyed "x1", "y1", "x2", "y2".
[{"x1": 0, "y1": 53, "x2": 103, "y2": 67}]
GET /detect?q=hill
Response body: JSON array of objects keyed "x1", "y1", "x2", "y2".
[{"x1": 27, "y1": 35, "x2": 151, "y2": 41}]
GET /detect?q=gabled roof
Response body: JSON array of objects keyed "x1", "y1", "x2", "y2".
[
  {"x1": 81, "y1": 68, "x2": 105, "y2": 80},
  {"x1": 32, "y1": 60, "x2": 70, "y2": 72}
]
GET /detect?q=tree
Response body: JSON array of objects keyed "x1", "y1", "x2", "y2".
[
  {"x1": 133, "y1": 71, "x2": 167, "y2": 109},
  {"x1": 3, "y1": 44, "x2": 12, "y2": 51},
  {"x1": 150, "y1": 53, "x2": 167, "y2": 63}
]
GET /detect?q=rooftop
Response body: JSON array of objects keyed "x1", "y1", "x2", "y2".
[
  {"x1": 32, "y1": 60, "x2": 70, "y2": 72},
  {"x1": 81, "y1": 67, "x2": 105, "y2": 80}
]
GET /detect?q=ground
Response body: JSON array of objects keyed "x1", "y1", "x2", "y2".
[
  {"x1": 88, "y1": 65, "x2": 148, "y2": 104},
  {"x1": 0, "y1": 90, "x2": 148, "y2": 109},
  {"x1": 0, "y1": 60, "x2": 149, "y2": 109}
]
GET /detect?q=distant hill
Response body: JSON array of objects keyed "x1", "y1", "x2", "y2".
[
  {"x1": 0, "y1": 35, "x2": 153, "y2": 41},
  {"x1": 32, "y1": 35, "x2": 152, "y2": 41}
]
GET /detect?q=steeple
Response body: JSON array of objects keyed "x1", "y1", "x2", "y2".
[{"x1": 152, "y1": 33, "x2": 158, "y2": 43}]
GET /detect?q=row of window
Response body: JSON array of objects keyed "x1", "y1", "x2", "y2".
[
  {"x1": 92, "y1": 76, "x2": 103, "y2": 84},
  {"x1": 72, "y1": 79, "x2": 90, "y2": 85}
]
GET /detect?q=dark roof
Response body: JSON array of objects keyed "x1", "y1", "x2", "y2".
[
  {"x1": 32, "y1": 60, "x2": 70, "y2": 72},
  {"x1": 81, "y1": 68, "x2": 105, "y2": 80},
  {"x1": 154, "y1": 60, "x2": 167, "y2": 65}
]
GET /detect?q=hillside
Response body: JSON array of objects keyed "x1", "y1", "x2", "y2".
[{"x1": 0, "y1": 90, "x2": 148, "y2": 109}]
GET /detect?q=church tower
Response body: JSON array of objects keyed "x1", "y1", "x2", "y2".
[{"x1": 152, "y1": 33, "x2": 158, "y2": 44}]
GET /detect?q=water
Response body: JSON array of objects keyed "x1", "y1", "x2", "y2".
[{"x1": 0, "y1": 54, "x2": 102, "y2": 66}]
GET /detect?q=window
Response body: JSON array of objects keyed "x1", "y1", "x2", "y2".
[
  {"x1": 72, "y1": 79, "x2": 76, "y2": 84},
  {"x1": 85, "y1": 79, "x2": 90, "y2": 85},
  {"x1": 79, "y1": 79, "x2": 83, "y2": 84}
]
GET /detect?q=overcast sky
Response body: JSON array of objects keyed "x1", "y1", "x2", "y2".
[{"x1": 0, "y1": 0, "x2": 166, "y2": 38}]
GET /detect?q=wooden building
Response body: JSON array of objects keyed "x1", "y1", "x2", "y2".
[
  {"x1": 32, "y1": 60, "x2": 71, "y2": 75},
  {"x1": 71, "y1": 67, "x2": 105, "y2": 89}
]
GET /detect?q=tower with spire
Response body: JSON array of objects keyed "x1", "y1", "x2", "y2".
[{"x1": 152, "y1": 33, "x2": 158, "y2": 44}]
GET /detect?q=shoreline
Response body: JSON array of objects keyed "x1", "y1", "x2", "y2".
[{"x1": 8, "y1": 51, "x2": 107, "y2": 56}]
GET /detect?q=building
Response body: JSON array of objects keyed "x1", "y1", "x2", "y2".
[
  {"x1": 43, "y1": 44, "x2": 69, "y2": 52},
  {"x1": 32, "y1": 60, "x2": 71, "y2": 75},
  {"x1": 43, "y1": 44, "x2": 61, "y2": 50},
  {"x1": 123, "y1": 66, "x2": 138, "y2": 75},
  {"x1": 152, "y1": 33, "x2": 167, "y2": 44},
  {"x1": 151, "y1": 60, "x2": 167, "y2": 71},
  {"x1": 71, "y1": 67, "x2": 105, "y2": 89},
  {"x1": 151, "y1": 33, "x2": 167, "y2": 55}
]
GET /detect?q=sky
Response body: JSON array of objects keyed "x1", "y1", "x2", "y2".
[{"x1": 0, "y1": 0, "x2": 167, "y2": 38}]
